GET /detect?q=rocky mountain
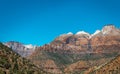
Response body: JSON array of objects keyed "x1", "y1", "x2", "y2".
[
  {"x1": 0, "y1": 43, "x2": 48, "y2": 74},
  {"x1": 28, "y1": 25, "x2": 120, "y2": 74},
  {"x1": 0, "y1": 24, "x2": 119, "y2": 74},
  {"x1": 4, "y1": 41, "x2": 36, "y2": 57},
  {"x1": 37, "y1": 25, "x2": 120, "y2": 54}
]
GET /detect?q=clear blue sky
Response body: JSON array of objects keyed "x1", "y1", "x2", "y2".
[{"x1": 0, "y1": 0, "x2": 120, "y2": 45}]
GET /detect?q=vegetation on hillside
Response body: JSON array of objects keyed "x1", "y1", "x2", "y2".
[
  {"x1": 29, "y1": 49, "x2": 118, "y2": 74},
  {"x1": 0, "y1": 43, "x2": 47, "y2": 74},
  {"x1": 84, "y1": 55, "x2": 120, "y2": 74}
]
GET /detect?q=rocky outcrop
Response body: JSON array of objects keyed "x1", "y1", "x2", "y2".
[{"x1": 4, "y1": 41, "x2": 36, "y2": 57}]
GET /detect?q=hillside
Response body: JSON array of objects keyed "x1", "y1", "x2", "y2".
[
  {"x1": 29, "y1": 25, "x2": 120, "y2": 73},
  {"x1": 0, "y1": 43, "x2": 47, "y2": 74},
  {"x1": 84, "y1": 55, "x2": 120, "y2": 74},
  {"x1": 3, "y1": 25, "x2": 120, "y2": 74}
]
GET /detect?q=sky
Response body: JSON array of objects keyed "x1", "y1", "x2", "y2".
[{"x1": 0, "y1": 0, "x2": 120, "y2": 45}]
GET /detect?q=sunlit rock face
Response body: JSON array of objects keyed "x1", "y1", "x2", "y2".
[
  {"x1": 102, "y1": 25, "x2": 120, "y2": 35},
  {"x1": 4, "y1": 41, "x2": 36, "y2": 57},
  {"x1": 28, "y1": 25, "x2": 120, "y2": 74},
  {"x1": 3, "y1": 25, "x2": 119, "y2": 74},
  {"x1": 49, "y1": 25, "x2": 120, "y2": 53}
]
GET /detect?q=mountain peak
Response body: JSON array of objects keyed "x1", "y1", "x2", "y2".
[
  {"x1": 102, "y1": 24, "x2": 120, "y2": 35},
  {"x1": 56, "y1": 25, "x2": 120, "y2": 40},
  {"x1": 67, "y1": 32, "x2": 73, "y2": 35},
  {"x1": 102, "y1": 25, "x2": 115, "y2": 32},
  {"x1": 59, "y1": 32, "x2": 73, "y2": 37},
  {"x1": 76, "y1": 31, "x2": 90, "y2": 36},
  {"x1": 24, "y1": 44, "x2": 36, "y2": 49},
  {"x1": 90, "y1": 30, "x2": 101, "y2": 38}
]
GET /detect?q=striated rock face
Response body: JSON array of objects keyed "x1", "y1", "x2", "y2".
[
  {"x1": 41, "y1": 59, "x2": 62, "y2": 74},
  {"x1": 64, "y1": 61, "x2": 89, "y2": 73},
  {"x1": 4, "y1": 41, "x2": 36, "y2": 57},
  {"x1": 64, "y1": 58, "x2": 113, "y2": 74},
  {"x1": 29, "y1": 25, "x2": 120, "y2": 73},
  {"x1": 37, "y1": 25, "x2": 120, "y2": 54}
]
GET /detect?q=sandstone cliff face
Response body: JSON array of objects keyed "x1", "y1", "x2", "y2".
[
  {"x1": 91, "y1": 36, "x2": 120, "y2": 54},
  {"x1": 29, "y1": 25, "x2": 120, "y2": 74},
  {"x1": 44, "y1": 25, "x2": 120, "y2": 54},
  {"x1": 54, "y1": 31, "x2": 89, "y2": 46}
]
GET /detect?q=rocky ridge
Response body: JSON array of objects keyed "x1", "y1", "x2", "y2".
[
  {"x1": 4, "y1": 41, "x2": 36, "y2": 57},
  {"x1": 29, "y1": 25, "x2": 120, "y2": 74}
]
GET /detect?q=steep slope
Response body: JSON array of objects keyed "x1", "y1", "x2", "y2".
[
  {"x1": 29, "y1": 24, "x2": 120, "y2": 74},
  {"x1": 4, "y1": 41, "x2": 36, "y2": 57},
  {"x1": 85, "y1": 55, "x2": 120, "y2": 74},
  {"x1": 64, "y1": 56, "x2": 114, "y2": 74},
  {"x1": 0, "y1": 43, "x2": 47, "y2": 74},
  {"x1": 94, "y1": 55, "x2": 120, "y2": 74}
]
